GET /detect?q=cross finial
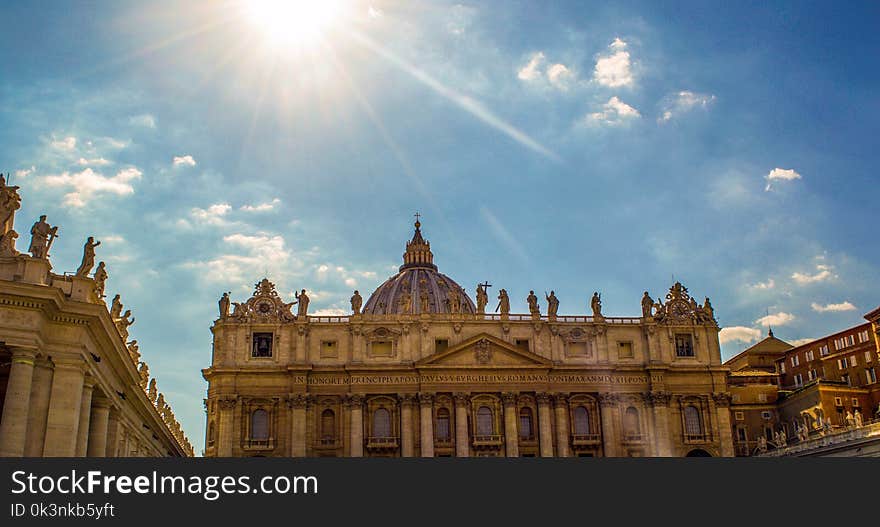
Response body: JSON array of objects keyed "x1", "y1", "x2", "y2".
[{"x1": 413, "y1": 212, "x2": 421, "y2": 229}]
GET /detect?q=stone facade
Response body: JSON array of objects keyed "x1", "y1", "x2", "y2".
[
  {"x1": 203, "y1": 221, "x2": 733, "y2": 457},
  {"x1": 0, "y1": 180, "x2": 192, "y2": 457}
]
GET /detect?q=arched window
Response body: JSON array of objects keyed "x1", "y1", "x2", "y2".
[
  {"x1": 684, "y1": 405, "x2": 703, "y2": 438},
  {"x1": 477, "y1": 406, "x2": 494, "y2": 436},
  {"x1": 321, "y1": 409, "x2": 336, "y2": 439},
  {"x1": 251, "y1": 409, "x2": 269, "y2": 441},
  {"x1": 372, "y1": 408, "x2": 391, "y2": 438},
  {"x1": 519, "y1": 407, "x2": 534, "y2": 439},
  {"x1": 624, "y1": 407, "x2": 640, "y2": 438},
  {"x1": 573, "y1": 406, "x2": 591, "y2": 436},
  {"x1": 436, "y1": 408, "x2": 451, "y2": 441}
]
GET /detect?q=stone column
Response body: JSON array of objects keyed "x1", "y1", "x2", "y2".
[
  {"x1": 288, "y1": 395, "x2": 308, "y2": 457},
  {"x1": 536, "y1": 392, "x2": 554, "y2": 457},
  {"x1": 75, "y1": 377, "x2": 96, "y2": 456},
  {"x1": 87, "y1": 395, "x2": 111, "y2": 457},
  {"x1": 553, "y1": 394, "x2": 570, "y2": 457},
  {"x1": 0, "y1": 348, "x2": 37, "y2": 457},
  {"x1": 502, "y1": 392, "x2": 520, "y2": 457},
  {"x1": 648, "y1": 391, "x2": 672, "y2": 456},
  {"x1": 453, "y1": 393, "x2": 470, "y2": 457},
  {"x1": 599, "y1": 393, "x2": 619, "y2": 458},
  {"x1": 23, "y1": 357, "x2": 54, "y2": 457},
  {"x1": 105, "y1": 408, "x2": 120, "y2": 457},
  {"x1": 419, "y1": 393, "x2": 434, "y2": 457},
  {"x1": 43, "y1": 357, "x2": 86, "y2": 457},
  {"x1": 713, "y1": 392, "x2": 735, "y2": 457},
  {"x1": 217, "y1": 397, "x2": 237, "y2": 457},
  {"x1": 400, "y1": 394, "x2": 415, "y2": 457},
  {"x1": 348, "y1": 394, "x2": 364, "y2": 457}
]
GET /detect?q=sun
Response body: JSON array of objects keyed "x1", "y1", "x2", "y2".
[{"x1": 243, "y1": 0, "x2": 344, "y2": 48}]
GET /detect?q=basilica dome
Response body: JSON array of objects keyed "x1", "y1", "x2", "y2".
[{"x1": 362, "y1": 220, "x2": 476, "y2": 315}]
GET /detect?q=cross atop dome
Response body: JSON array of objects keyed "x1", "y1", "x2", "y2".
[{"x1": 401, "y1": 214, "x2": 436, "y2": 271}]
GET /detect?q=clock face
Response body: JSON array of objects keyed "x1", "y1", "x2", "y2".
[
  {"x1": 256, "y1": 300, "x2": 274, "y2": 315},
  {"x1": 670, "y1": 300, "x2": 691, "y2": 319}
]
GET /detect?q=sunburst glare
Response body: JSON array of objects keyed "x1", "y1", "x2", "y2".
[{"x1": 243, "y1": 0, "x2": 345, "y2": 48}]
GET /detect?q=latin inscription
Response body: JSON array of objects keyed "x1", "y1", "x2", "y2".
[{"x1": 305, "y1": 373, "x2": 654, "y2": 385}]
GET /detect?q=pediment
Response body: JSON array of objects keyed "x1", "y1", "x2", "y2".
[{"x1": 416, "y1": 333, "x2": 552, "y2": 367}]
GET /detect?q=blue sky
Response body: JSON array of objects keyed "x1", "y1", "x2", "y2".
[{"x1": 2, "y1": 1, "x2": 878, "y2": 454}]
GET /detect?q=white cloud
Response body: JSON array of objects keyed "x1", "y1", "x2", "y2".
[
  {"x1": 240, "y1": 198, "x2": 281, "y2": 212},
  {"x1": 312, "y1": 308, "x2": 348, "y2": 316},
  {"x1": 546, "y1": 63, "x2": 573, "y2": 90},
  {"x1": 791, "y1": 264, "x2": 835, "y2": 285},
  {"x1": 749, "y1": 279, "x2": 775, "y2": 290},
  {"x1": 517, "y1": 52, "x2": 546, "y2": 81},
  {"x1": 593, "y1": 38, "x2": 633, "y2": 88},
  {"x1": 14, "y1": 166, "x2": 35, "y2": 178},
  {"x1": 811, "y1": 301, "x2": 856, "y2": 313},
  {"x1": 77, "y1": 157, "x2": 112, "y2": 167},
  {"x1": 586, "y1": 96, "x2": 640, "y2": 125},
  {"x1": 755, "y1": 312, "x2": 796, "y2": 327},
  {"x1": 764, "y1": 167, "x2": 802, "y2": 191},
  {"x1": 788, "y1": 338, "x2": 816, "y2": 347},
  {"x1": 189, "y1": 203, "x2": 232, "y2": 226},
  {"x1": 719, "y1": 326, "x2": 763, "y2": 345},
  {"x1": 100, "y1": 235, "x2": 125, "y2": 243},
  {"x1": 129, "y1": 114, "x2": 157, "y2": 128},
  {"x1": 51, "y1": 136, "x2": 77, "y2": 151},
  {"x1": 42, "y1": 167, "x2": 142, "y2": 207},
  {"x1": 658, "y1": 91, "x2": 716, "y2": 123},
  {"x1": 173, "y1": 155, "x2": 197, "y2": 167},
  {"x1": 184, "y1": 233, "x2": 293, "y2": 285},
  {"x1": 368, "y1": 5, "x2": 382, "y2": 19}
]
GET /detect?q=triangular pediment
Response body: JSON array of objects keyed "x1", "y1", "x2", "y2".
[{"x1": 416, "y1": 333, "x2": 552, "y2": 367}]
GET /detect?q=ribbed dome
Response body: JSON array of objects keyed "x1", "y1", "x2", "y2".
[{"x1": 362, "y1": 220, "x2": 476, "y2": 315}]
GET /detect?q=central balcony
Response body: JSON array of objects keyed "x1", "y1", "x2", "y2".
[{"x1": 366, "y1": 436, "x2": 400, "y2": 451}]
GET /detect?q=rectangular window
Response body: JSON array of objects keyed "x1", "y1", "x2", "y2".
[
  {"x1": 371, "y1": 340, "x2": 393, "y2": 357},
  {"x1": 859, "y1": 330, "x2": 870, "y2": 343},
  {"x1": 320, "y1": 340, "x2": 338, "y2": 358},
  {"x1": 845, "y1": 335, "x2": 855, "y2": 346},
  {"x1": 674, "y1": 334, "x2": 694, "y2": 357},
  {"x1": 805, "y1": 350, "x2": 814, "y2": 361},
  {"x1": 866, "y1": 351, "x2": 873, "y2": 363},
  {"x1": 842, "y1": 373, "x2": 850, "y2": 386},
  {"x1": 761, "y1": 411, "x2": 772, "y2": 420},
  {"x1": 435, "y1": 339, "x2": 449, "y2": 354},
  {"x1": 850, "y1": 355, "x2": 857, "y2": 367},
  {"x1": 618, "y1": 341, "x2": 634, "y2": 359},
  {"x1": 735, "y1": 411, "x2": 745, "y2": 421},
  {"x1": 791, "y1": 356, "x2": 798, "y2": 367},
  {"x1": 808, "y1": 369, "x2": 817, "y2": 381},
  {"x1": 515, "y1": 339, "x2": 530, "y2": 351},
  {"x1": 252, "y1": 332, "x2": 273, "y2": 358},
  {"x1": 838, "y1": 358, "x2": 848, "y2": 369},
  {"x1": 834, "y1": 397, "x2": 843, "y2": 407},
  {"x1": 794, "y1": 373, "x2": 803, "y2": 386},
  {"x1": 867, "y1": 367, "x2": 877, "y2": 385},
  {"x1": 737, "y1": 427, "x2": 747, "y2": 441},
  {"x1": 819, "y1": 345, "x2": 829, "y2": 356},
  {"x1": 779, "y1": 362, "x2": 786, "y2": 373},
  {"x1": 852, "y1": 398, "x2": 860, "y2": 407}
]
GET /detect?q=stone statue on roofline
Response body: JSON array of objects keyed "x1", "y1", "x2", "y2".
[
  {"x1": 545, "y1": 291, "x2": 559, "y2": 318},
  {"x1": 93, "y1": 262, "x2": 108, "y2": 299},
  {"x1": 495, "y1": 289, "x2": 510, "y2": 316},
  {"x1": 28, "y1": 214, "x2": 58, "y2": 259},
  {"x1": 641, "y1": 291, "x2": 653, "y2": 318},
  {"x1": 127, "y1": 340, "x2": 140, "y2": 364},
  {"x1": 75, "y1": 236, "x2": 101, "y2": 277},
  {"x1": 218, "y1": 292, "x2": 230, "y2": 319},
  {"x1": 0, "y1": 173, "x2": 22, "y2": 237},
  {"x1": 527, "y1": 290, "x2": 539, "y2": 317},
  {"x1": 350, "y1": 290, "x2": 362, "y2": 315},
  {"x1": 590, "y1": 292, "x2": 602, "y2": 318},
  {"x1": 0, "y1": 229, "x2": 19, "y2": 257},
  {"x1": 295, "y1": 289, "x2": 309, "y2": 317},
  {"x1": 476, "y1": 283, "x2": 488, "y2": 314},
  {"x1": 138, "y1": 361, "x2": 149, "y2": 388},
  {"x1": 148, "y1": 378, "x2": 157, "y2": 402}
]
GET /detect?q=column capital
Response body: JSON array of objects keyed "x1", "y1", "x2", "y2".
[
  {"x1": 646, "y1": 390, "x2": 670, "y2": 406},
  {"x1": 83, "y1": 375, "x2": 97, "y2": 389},
  {"x1": 712, "y1": 392, "x2": 732, "y2": 407},
  {"x1": 535, "y1": 392, "x2": 552, "y2": 405},
  {"x1": 598, "y1": 392, "x2": 618, "y2": 407},
  {"x1": 452, "y1": 392, "x2": 470, "y2": 406},
  {"x1": 398, "y1": 393, "x2": 418, "y2": 406},
  {"x1": 343, "y1": 393, "x2": 365, "y2": 407},
  {"x1": 286, "y1": 394, "x2": 309, "y2": 409},
  {"x1": 91, "y1": 394, "x2": 112, "y2": 409},
  {"x1": 552, "y1": 393, "x2": 569, "y2": 407},
  {"x1": 418, "y1": 392, "x2": 434, "y2": 406},
  {"x1": 50, "y1": 355, "x2": 86, "y2": 372},
  {"x1": 501, "y1": 392, "x2": 518, "y2": 405},
  {"x1": 217, "y1": 396, "x2": 238, "y2": 410},
  {"x1": 9, "y1": 347, "x2": 38, "y2": 364}
]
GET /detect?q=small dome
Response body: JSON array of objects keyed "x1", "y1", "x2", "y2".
[{"x1": 362, "y1": 219, "x2": 476, "y2": 315}]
